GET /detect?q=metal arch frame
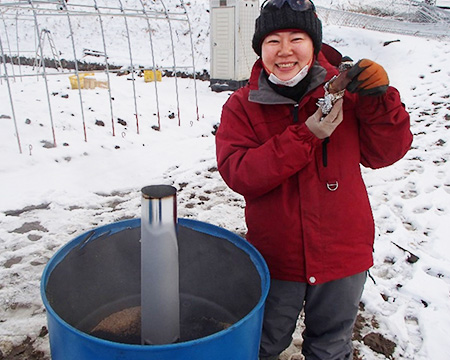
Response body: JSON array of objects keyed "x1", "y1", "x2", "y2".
[{"x1": 0, "y1": 0, "x2": 201, "y2": 154}]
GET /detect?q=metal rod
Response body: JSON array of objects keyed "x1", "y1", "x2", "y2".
[
  {"x1": 138, "y1": 0, "x2": 161, "y2": 130},
  {"x1": 0, "y1": 36, "x2": 22, "y2": 154},
  {"x1": 29, "y1": 0, "x2": 57, "y2": 148},
  {"x1": 118, "y1": 0, "x2": 139, "y2": 134},
  {"x1": 1, "y1": 1, "x2": 190, "y2": 22},
  {"x1": 161, "y1": 0, "x2": 181, "y2": 126},
  {"x1": 60, "y1": 0, "x2": 88, "y2": 142},
  {"x1": 15, "y1": 10, "x2": 22, "y2": 81},
  {"x1": 2, "y1": 10, "x2": 190, "y2": 21},
  {"x1": 181, "y1": 0, "x2": 199, "y2": 123},
  {"x1": 93, "y1": 0, "x2": 115, "y2": 137},
  {"x1": 1, "y1": 11, "x2": 16, "y2": 80}
]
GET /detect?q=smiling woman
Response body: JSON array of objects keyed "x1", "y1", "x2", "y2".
[{"x1": 215, "y1": 0, "x2": 412, "y2": 359}]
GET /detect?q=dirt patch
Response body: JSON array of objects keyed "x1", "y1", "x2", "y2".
[
  {"x1": 353, "y1": 303, "x2": 396, "y2": 359},
  {"x1": 0, "y1": 328, "x2": 49, "y2": 360},
  {"x1": 363, "y1": 333, "x2": 396, "y2": 358},
  {"x1": 4, "y1": 256, "x2": 22, "y2": 269},
  {"x1": 5, "y1": 204, "x2": 50, "y2": 217},
  {"x1": 11, "y1": 222, "x2": 48, "y2": 234}
]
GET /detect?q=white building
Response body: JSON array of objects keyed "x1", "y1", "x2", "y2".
[{"x1": 210, "y1": 0, "x2": 260, "y2": 91}]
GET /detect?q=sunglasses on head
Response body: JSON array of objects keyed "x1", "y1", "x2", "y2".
[{"x1": 261, "y1": 0, "x2": 314, "y2": 11}]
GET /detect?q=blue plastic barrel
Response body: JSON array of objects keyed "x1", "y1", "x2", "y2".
[{"x1": 41, "y1": 218, "x2": 270, "y2": 360}]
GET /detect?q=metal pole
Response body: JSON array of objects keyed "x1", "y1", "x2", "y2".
[
  {"x1": 0, "y1": 36, "x2": 22, "y2": 154},
  {"x1": 1, "y1": 11, "x2": 16, "y2": 79},
  {"x1": 138, "y1": 0, "x2": 161, "y2": 130},
  {"x1": 180, "y1": 0, "x2": 199, "y2": 123},
  {"x1": 15, "y1": 10, "x2": 22, "y2": 81},
  {"x1": 118, "y1": 0, "x2": 140, "y2": 134},
  {"x1": 160, "y1": 0, "x2": 181, "y2": 126},
  {"x1": 60, "y1": 0, "x2": 88, "y2": 142},
  {"x1": 28, "y1": 0, "x2": 57, "y2": 147},
  {"x1": 93, "y1": 0, "x2": 116, "y2": 137}
]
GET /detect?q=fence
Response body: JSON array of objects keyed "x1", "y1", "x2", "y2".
[{"x1": 317, "y1": 1, "x2": 450, "y2": 39}]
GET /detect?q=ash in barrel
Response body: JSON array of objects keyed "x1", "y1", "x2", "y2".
[{"x1": 89, "y1": 306, "x2": 231, "y2": 344}]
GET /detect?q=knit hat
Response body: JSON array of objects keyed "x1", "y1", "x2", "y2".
[{"x1": 252, "y1": 0, "x2": 322, "y2": 56}]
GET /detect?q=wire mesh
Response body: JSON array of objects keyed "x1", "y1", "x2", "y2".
[{"x1": 317, "y1": 1, "x2": 450, "y2": 39}]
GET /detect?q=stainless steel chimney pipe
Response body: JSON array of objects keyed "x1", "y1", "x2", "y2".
[{"x1": 141, "y1": 185, "x2": 180, "y2": 345}]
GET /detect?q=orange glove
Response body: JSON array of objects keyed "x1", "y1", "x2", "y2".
[{"x1": 346, "y1": 59, "x2": 389, "y2": 96}]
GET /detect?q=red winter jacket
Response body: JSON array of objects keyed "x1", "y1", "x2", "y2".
[{"x1": 215, "y1": 45, "x2": 412, "y2": 284}]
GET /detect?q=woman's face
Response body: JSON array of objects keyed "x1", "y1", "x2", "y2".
[{"x1": 261, "y1": 31, "x2": 314, "y2": 81}]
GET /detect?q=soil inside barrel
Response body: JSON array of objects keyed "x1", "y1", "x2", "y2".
[{"x1": 89, "y1": 306, "x2": 231, "y2": 344}]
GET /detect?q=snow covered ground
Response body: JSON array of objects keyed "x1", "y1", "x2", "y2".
[{"x1": 1, "y1": 1, "x2": 450, "y2": 359}]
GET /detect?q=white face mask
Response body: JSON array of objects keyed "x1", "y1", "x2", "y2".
[{"x1": 268, "y1": 64, "x2": 309, "y2": 87}]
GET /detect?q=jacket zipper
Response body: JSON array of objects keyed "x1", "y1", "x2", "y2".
[
  {"x1": 322, "y1": 137, "x2": 329, "y2": 167},
  {"x1": 292, "y1": 104, "x2": 299, "y2": 123}
]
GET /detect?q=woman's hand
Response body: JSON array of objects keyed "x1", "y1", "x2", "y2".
[
  {"x1": 305, "y1": 98, "x2": 343, "y2": 139},
  {"x1": 346, "y1": 59, "x2": 389, "y2": 96}
]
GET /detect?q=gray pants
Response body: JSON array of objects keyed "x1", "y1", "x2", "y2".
[{"x1": 259, "y1": 272, "x2": 367, "y2": 360}]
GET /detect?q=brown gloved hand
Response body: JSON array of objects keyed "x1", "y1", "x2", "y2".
[
  {"x1": 346, "y1": 59, "x2": 389, "y2": 96},
  {"x1": 306, "y1": 99, "x2": 344, "y2": 139}
]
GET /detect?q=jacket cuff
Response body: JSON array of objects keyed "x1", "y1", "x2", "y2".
[
  {"x1": 356, "y1": 87, "x2": 400, "y2": 118},
  {"x1": 295, "y1": 122, "x2": 324, "y2": 147}
]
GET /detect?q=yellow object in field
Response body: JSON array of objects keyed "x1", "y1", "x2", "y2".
[
  {"x1": 69, "y1": 73, "x2": 95, "y2": 89},
  {"x1": 96, "y1": 81, "x2": 109, "y2": 89},
  {"x1": 84, "y1": 76, "x2": 96, "y2": 89},
  {"x1": 144, "y1": 69, "x2": 162, "y2": 82}
]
